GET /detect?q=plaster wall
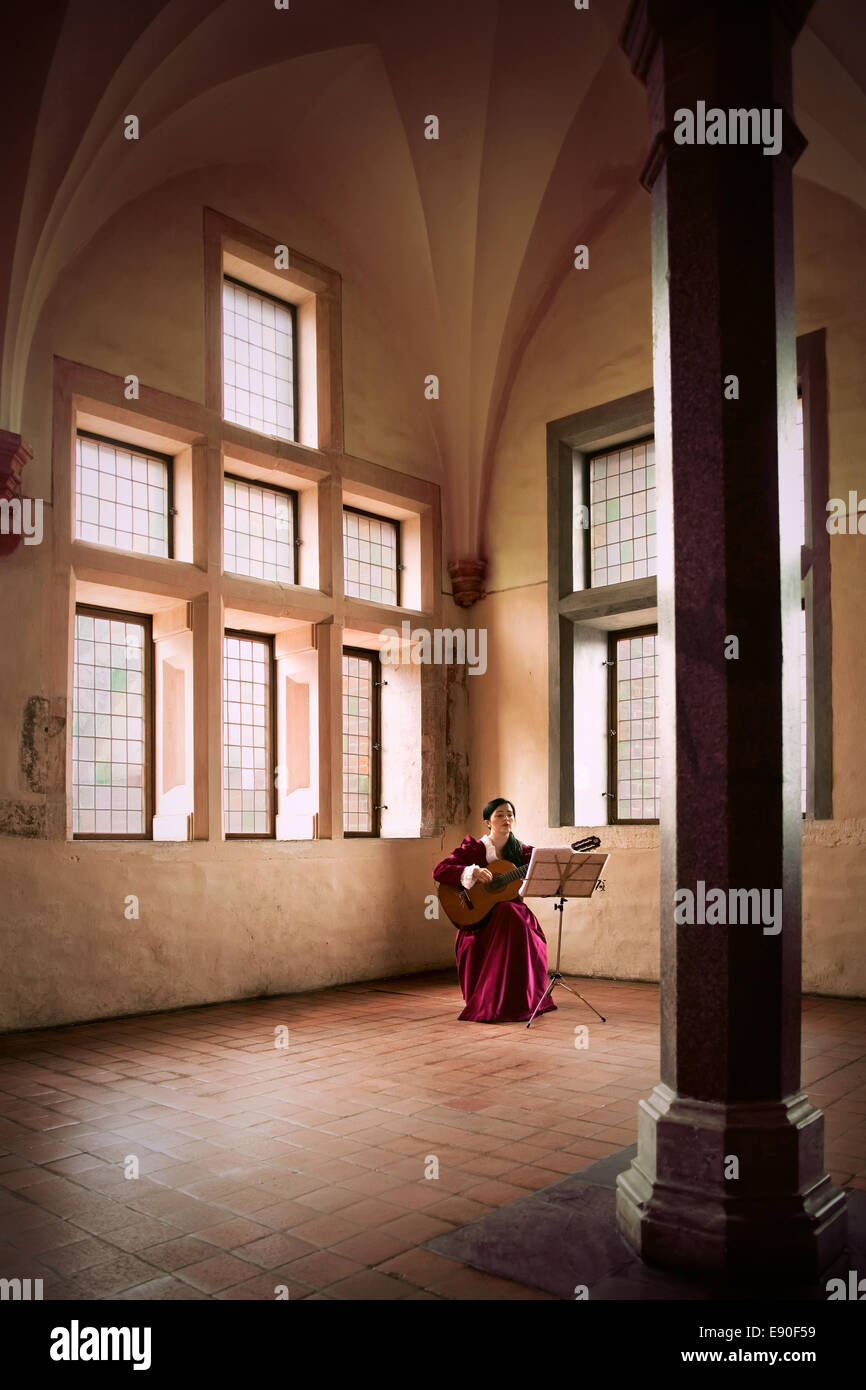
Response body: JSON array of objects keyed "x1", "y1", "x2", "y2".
[
  {"x1": 476, "y1": 180, "x2": 866, "y2": 997},
  {"x1": 0, "y1": 168, "x2": 460, "y2": 1032},
  {"x1": 1, "y1": 158, "x2": 863, "y2": 1032}
]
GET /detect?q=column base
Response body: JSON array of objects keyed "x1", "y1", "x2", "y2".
[{"x1": 616, "y1": 1083, "x2": 848, "y2": 1278}]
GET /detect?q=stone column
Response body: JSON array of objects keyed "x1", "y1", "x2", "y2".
[{"x1": 616, "y1": 0, "x2": 847, "y2": 1276}]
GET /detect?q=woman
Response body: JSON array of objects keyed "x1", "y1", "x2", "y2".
[{"x1": 433, "y1": 798, "x2": 556, "y2": 1024}]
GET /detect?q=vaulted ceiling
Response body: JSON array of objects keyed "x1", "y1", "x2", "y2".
[{"x1": 2, "y1": 0, "x2": 864, "y2": 564}]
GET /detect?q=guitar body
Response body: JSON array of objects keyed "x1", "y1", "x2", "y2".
[
  {"x1": 437, "y1": 859, "x2": 527, "y2": 930},
  {"x1": 435, "y1": 837, "x2": 601, "y2": 929}
]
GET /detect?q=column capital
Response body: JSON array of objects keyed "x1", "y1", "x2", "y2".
[
  {"x1": 621, "y1": 0, "x2": 815, "y2": 85},
  {"x1": 638, "y1": 107, "x2": 808, "y2": 192}
]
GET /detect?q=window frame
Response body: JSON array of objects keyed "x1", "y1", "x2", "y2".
[
  {"x1": 222, "y1": 627, "x2": 277, "y2": 840},
  {"x1": 222, "y1": 274, "x2": 300, "y2": 445},
  {"x1": 75, "y1": 430, "x2": 175, "y2": 560},
  {"x1": 342, "y1": 504, "x2": 402, "y2": 608},
  {"x1": 584, "y1": 433, "x2": 656, "y2": 592},
  {"x1": 72, "y1": 602, "x2": 155, "y2": 841},
  {"x1": 606, "y1": 623, "x2": 659, "y2": 827},
  {"x1": 547, "y1": 387, "x2": 656, "y2": 828},
  {"x1": 547, "y1": 339, "x2": 831, "y2": 829},
  {"x1": 341, "y1": 644, "x2": 382, "y2": 839},
  {"x1": 223, "y1": 471, "x2": 300, "y2": 586}
]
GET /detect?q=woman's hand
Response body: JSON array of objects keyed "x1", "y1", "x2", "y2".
[{"x1": 475, "y1": 868, "x2": 493, "y2": 884}]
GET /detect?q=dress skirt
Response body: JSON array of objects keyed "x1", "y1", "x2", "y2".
[{"x1": 455, "y1": 901, "x2": 557, "y2": 1023}]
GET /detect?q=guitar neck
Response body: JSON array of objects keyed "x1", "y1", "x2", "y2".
[{"x1": 489, "y1": 863, "x2": 527, "y2": 888}]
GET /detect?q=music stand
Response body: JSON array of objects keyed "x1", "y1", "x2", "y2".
[{"x1": 520, "y1": 847, "x2": 609, "y2": 1028}]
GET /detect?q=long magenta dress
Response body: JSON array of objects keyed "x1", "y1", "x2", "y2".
[{"x1": 433, "y1": 836, "x2": 557, "y2": 1023}]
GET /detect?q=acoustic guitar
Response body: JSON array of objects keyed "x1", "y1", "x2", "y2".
[{"x1": 437, "y1": 835, "x2": 601, "y2": 929}]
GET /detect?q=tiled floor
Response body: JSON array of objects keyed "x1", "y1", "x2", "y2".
[{"x1": 0, "y1": 974, "x2": 864, "y2": 1300}]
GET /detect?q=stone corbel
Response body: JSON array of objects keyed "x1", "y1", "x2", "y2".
[
  {"x1": 448, "y1": 558, "x2": 487, "y2": 608},
  {"x1": 0, "y1": 430, "x2": 34, "y2": 557}
]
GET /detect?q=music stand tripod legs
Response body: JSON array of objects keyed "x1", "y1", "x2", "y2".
[{"x1": 526, "y1": 896, "x2": 606, "y2": 1029}]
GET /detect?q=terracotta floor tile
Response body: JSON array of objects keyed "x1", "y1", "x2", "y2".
[
  {"x1": 66, "y1": 1201, "x2": 138, "y2": 1236},
  {"x1": 98, "y1": 1217, "x2": 179, "y2": 1253},
  {"x1": 292, "y1": 1185, "x2": 364, "y2": 1214},
  {"x1": 175, "y1": 1252, "x2": 260, "y2": 1293},
  {"x1": 497, "y1": 1165, "x2": 567, "y2": 1190},
  {"x1": 245, "y1": 1200, "x2": 319, "y2": 1230},
  {"x1": 377, "y1": 1212, "x2": 455, "y2": 1243},
  {"x1": 461, "y1": 1180, "x2": 529, "y2": 1206},
  {"x1": 375, "y1": 1246, "x2": 467, "y2": 1285},
  {"x1": 1, "y1": 977, "x2": 863, "y2": 1301},
  {"x1": 337, "y1": 1170, "x2": 414, "y2": 1197},
  {"x1": 0, "y1": 1204, "x2": 58, "y2": 1234},
  {"x1": 536, "y1": 1152, "x2": 602, "y2": 1176},
  {"x1": 233, "y1": 1231, "x2": 317, "y2": 1268},
  {"x1": 329, "y1": 1230, "x2": 412, "y2": 1265},
  {"x1": 424, "y1": 1195, "x2": 492, "y2": 1224},
  {"x1": 37, "y1": 1236, "x2": 119, "y2": 1276},
  {"x1": 281, "y1": 1250, "x2": 365, "y2": 1290},
  {"x1": 562, "y1": 1137, "x2": 625, "y2": 1159},
  {"x1": 196, "y1": 1217, "x2": 273, "y2": 1249},
  {"x1": 323, "y1": 1270, "x2": 414, "y2": 1299},
  {"x1": 114, "y1": 1276, "x2": 210, "y2": 1300},
  {"x1": 446, "y1": 1155, "x2": 519, "y2": 1178},
  {"x1": 289, "y1": 1213, "x2": 365, "y2": 1248},
  {"x1": 334, "y1": 1196, "x2": 409, "y2": 1226},
  {"x1": 367, "y1": 1181, "x2": 443, "y2": 1210},
  {"x1": 8, "y1": 1217, "x2": 85, "y2": 1253},
  {"x1": 157, "y1": 1203, "x2": 235, "y2": 1235},
  {"x1": 141, "y1": 1236, "x2": 223, "y2": 1272},
  {"x1": 214, "y1": 1271, "x2": 313, "y2": 1300},
  {"x1": 62, "y1": 1253, "x2": 160, "y2": 1298}
]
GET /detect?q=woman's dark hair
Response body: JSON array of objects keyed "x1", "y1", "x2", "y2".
[{"x1": 482, "y1": 798, "x2": 523, "y2": 868}]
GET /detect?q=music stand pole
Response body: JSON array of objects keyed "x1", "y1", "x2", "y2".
[{"x1": 526, "y1": 890, "x2": 607, "y2": 1029}]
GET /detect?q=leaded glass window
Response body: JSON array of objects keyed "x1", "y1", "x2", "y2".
[
  {"x1": 223, "y1": 633, "x2": 273, "y2": 836},
  {"x1": 343, "y1": 508, "x2": 399, "y2": 605},
  {"x1": 590, "y1": 441, "x2": 656, "y2": 587},
  {"x1": 223, "y1": 476, "x2": 297, "y2": 584},
  {"x1": 75, "y1": 434, "x2": 170, "y2": 557},
  {"x1": 222, "y1": 278, "x2": 296, "y2": 441},
  {"x1": 609, "y1": 628, "x2": 659, "y2": 823},
  {"x1": 342, "y1": 649, "x2": 379, "y2": 835},
  {"x1": 73, "y1": 608, "x2": 149, "y2": 836}
]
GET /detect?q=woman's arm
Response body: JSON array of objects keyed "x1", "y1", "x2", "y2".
[{"x1": 432, "y1": 837, "x2": 483, "y2": 887}]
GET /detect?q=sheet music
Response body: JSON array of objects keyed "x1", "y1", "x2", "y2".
[{"x1": 519, "y1": 847, "x2": 609, "y2": 899}]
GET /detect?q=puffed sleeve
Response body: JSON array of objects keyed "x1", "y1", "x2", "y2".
[
  {"x1": 432, "y1": 836, "x2": 483, "y2": 886},
  {"x1": 520, "y1": 842, "x2": 534, "y2": 865}
]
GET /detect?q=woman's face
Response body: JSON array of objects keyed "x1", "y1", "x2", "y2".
[{"x1": 487, "y1": 803, "x2": 515, "y2": 839}]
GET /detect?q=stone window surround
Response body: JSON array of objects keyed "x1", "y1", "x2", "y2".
[
  {"x1": 47, "y1": 211, "x2": 444, "y2": 843},
  {"x1": 547, "y1": 328, "x2": 832, "y2": 830}
]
